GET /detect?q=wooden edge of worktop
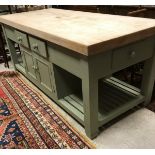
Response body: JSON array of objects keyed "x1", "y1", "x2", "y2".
[
  {"x1": 1, "y1": 16, "x2": 155, "y2": 57},
  {"x1": 88, "y1": 26, "x2": 155, "y2": 55}
]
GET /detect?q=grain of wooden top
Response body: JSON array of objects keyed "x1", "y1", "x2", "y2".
[{"x1": 1, "y1": 8, "x2": 155, "y2": 56}]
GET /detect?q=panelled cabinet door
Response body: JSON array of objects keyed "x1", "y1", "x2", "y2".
[
  {"x1": 17, "y1": 49, "x2": 26, "y2": 73},
  {"x1": 24, "y1": 50, "x2": 37, "y2": 81},
  {"x1": 35, "y1": 57, "x2": 53, "y2": 93}
]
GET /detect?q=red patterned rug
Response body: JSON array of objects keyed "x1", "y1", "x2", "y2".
[{"x1": 0, "y1": 71, "x2": 95, "y2": 149}]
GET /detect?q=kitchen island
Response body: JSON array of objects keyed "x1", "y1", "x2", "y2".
[{"x1": 1, "y1": 8, "x2": 155, "y2": 139}]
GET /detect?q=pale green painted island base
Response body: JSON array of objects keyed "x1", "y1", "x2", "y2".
[{"x1": 3, "y1": 25, "x2": 155, "y2": 139}]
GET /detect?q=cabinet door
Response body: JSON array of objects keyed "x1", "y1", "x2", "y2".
[
  {"x1": 35, "y1": 57, "x2": 53, "y2": 93},
  {"x1": 24, "y1": 50, "x2": 37, "y2": 80},
  {"x1": 15, "y1": 46, "x2": 27, "y2": 74}
]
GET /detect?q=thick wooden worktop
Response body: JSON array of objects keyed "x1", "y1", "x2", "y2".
[{"x1": 1, "y1": 8, "x2": 155, "y2": 56}]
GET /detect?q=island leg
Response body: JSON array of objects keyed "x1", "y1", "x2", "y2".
[
  {"x1": 82, "y1": 71, "x2": 99, "y2": 139},
  {"x1": 2, "y1": 25, "x2": 18, "y2": 69},
  {"x1": 141, "y1": 52, "x2": 155, "y2": 105}
]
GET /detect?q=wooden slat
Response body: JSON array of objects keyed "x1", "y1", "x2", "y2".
[
  {"x1": 104, "y1": 78, "x2": 140, "y2": 96},
  {"x1": 109, "y1": 77, "x2": 141, "y2": 93},
  {"x1": 102, "y1": 83, "x2": 133, "y2": 101},
  {"x1": 99, "y1": 78, "x2": 140, "y2": 116},
  {"x1": 64, "y1": 96, "x2": 84, "y2": 113},
  {"x1": 98, "y1": 95, "x2": 145, "y2": 127},
  {"x1": 1, "y1": 8, "x2": 155, "y2": 56},
  {"x1": 69, "y1": 94, "x2": 83, "y2": 106},
  {"x1": 58, "y1": 98, "x2": 84, "y2": 124}
]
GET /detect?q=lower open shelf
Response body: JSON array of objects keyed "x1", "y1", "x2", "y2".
[
  {"x1": 15, "y1": 64, "x2": 26, "y2": 74},
  {"x1": 58, "y1": 93, "x2": 84, "y2": 124},
  {"x1": 58, "y1": 77, "x2": 145, "y2": 127},
  {"x1": 98, "y1": 77, "x2": 145, "y2": 125}
]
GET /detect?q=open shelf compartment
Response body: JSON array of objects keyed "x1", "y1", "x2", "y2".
[
  {"x1": 54, "y1": 64, "x2": 145, "y2": 127},
  {"x1": 53, "y1": 65, "x2": 84, "y2": 124},
  {"x1": 98, "y1": 77, "x2": 145, "y2": 126},
  {"x1": 14, "y1": 43, "x2": 26, "y2": 74}
]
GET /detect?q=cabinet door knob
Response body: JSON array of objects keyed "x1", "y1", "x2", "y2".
[
  {"x1": 130, "y1": 51, "x2": 136, "y2": 58},
  {"x1": 32, "y1": 65, "x2": 38, "y2": 69},
  {"x1": 35, "y1": 66, "x2": 38, "y2": 70},
  {"x1": 32, "y1": 43, "x2": 38, "y2": 50}
]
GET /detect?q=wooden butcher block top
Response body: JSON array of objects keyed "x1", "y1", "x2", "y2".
[{"x1": 1, "y1": 8, "x2": 155, "y2": 56}]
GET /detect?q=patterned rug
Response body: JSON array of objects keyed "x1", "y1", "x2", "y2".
[{"x1": 0, "y1": 71, "x2": 95, "y2": 149}]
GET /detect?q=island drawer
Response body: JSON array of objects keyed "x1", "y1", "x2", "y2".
[
  {"x1": 15, "y1": 30, "x2": 29, "y2": 48},
  {"x1": 112, "y1": 37, "x2": 154, "y2": 71},
  {"x1": 4, "y1": 26, "x2": 16, "y2": 41},
  {"x1": 29, "y1": 36, "x2": 47, "y2": 58}
]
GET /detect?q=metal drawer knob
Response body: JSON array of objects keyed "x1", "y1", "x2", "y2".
[
  {"x1": 17, "y1": 36, "x2": 22, "y2": 42},
  {"x1": 32, "y1": 43, "x2": 38, "y2": 50},
  {"x1": 32, "y1": 65, "x2": 38, "y2": 70},
  {"x1": 130, "y1": 51, "x2": 136, "y2": 58}
]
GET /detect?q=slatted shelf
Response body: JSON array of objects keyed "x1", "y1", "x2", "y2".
[
  {"x1": 58, "y1": 94, "x2": 84, "y2": 125},
  {"x1": 58, "y1": 77, "x2": 145, "y2": 127},
  {"x1": 99, "y1": 79, "x2": 138, "y2": 114},
  {"x1": 98, "y1": 77, "x2": 145, "y2": 126}
]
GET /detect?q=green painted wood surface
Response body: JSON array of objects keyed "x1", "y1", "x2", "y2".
[
  {"x1": 4, "y1": 26, "x2": 16, "y2": 42},
  {"x1": 29, "y1": 35, "x2": 47, "y2": 58},
  {"x1": 21, "y1": 46, "x2": 57, "y2": 100},
  {"x1": 98, "y1": 95, "x2": 145, "y2": 126},
  {"x1": 14, "y1": 49, "x2": 27, "y2": 74},
  {"x1": 112, "y1": 37, "x2": 154, "y2": 72},
  {"x1": 15, "y1": 64, "x2": 26, "y2": 74},
  {"x1": 141, "y1": 51, "x2": 155, "y2": 105},
  {"x1": 35, "y1": 57, "x2": 53, "y2": 92},
  {"x1": 82, "y1": 61, "x2": 99, "y2": 138},
  {"x1": 23, "y1": 49, "x2": 37, "y2": 80},
  {"x1": 48, "y1": 44, "x2": 88, "y2": 78},
  {"x1": 58, "y1": 98, "x2": 84, "y2": 125},
  {"x1": 2, "y1": 26, "x2": 17, "y2": 69},
  {"x1": 15, "y1": 30, "x2": 29, "y2": 48}
]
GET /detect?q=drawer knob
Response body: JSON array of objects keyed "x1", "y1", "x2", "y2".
[
  {"x1": 32, "y1": 43, "x2": 38, "y2": 50},
  {"x1": 17, "y1": 36, "x2": 22, "y2": 42},
  {"x1": 130, "y1": 51, "x2": 136, "y2": 58},
  {"x1": 32, "y1": 65, "x2": 38, "y2": 70}
]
